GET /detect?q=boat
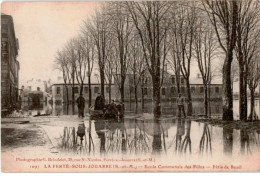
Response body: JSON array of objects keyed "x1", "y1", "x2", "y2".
[{"x1": 89, "y1": 106, "x2": 103, "y2": 118}]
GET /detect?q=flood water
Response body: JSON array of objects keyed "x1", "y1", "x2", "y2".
[
  {"x1": 40, "y1": 118, "x2": 260, "y2": 159},
  {"x1": 21, "y1": 99, "x2": 260, "y2": 120},
  {"x1": 20, "y1": 99, "x2": 260, "y2": 160}
]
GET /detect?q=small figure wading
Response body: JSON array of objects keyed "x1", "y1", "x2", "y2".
[
  {"x1": 76, "y1": 95, "x2": 85, "y2": 117},
  {"x1": 177, "y1": 93, "x2": 186, "y2": 118}
]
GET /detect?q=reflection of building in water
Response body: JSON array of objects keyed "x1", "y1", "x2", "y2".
[
  {"x1": 20, "y1": 101, "x2": 52, "y2": 116},
  {"x1": 1, "y1": 13, "x2": 20, "y2": 114}
]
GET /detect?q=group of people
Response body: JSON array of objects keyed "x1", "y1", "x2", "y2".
[
  {"x1": 76, "y1": 93, "x2": 125, "y2": 119},
  {"x1": 94, "y1": 93, "x2": 124, "y2": 119}
]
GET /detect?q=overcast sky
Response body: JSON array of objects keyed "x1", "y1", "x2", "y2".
[{"x1": 2, "y1": 2, "x2": 99, "y2": 87}]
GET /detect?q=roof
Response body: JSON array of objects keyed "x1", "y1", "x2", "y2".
[{"x1": 189, "y1": 76, "x2": 222, "y2": 85}]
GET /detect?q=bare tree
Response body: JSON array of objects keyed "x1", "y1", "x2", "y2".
[
  {"x1": 104, "y1": 38, "x2": 116, "y2": 103},
  {"x1": 63, "y1": 40, "x2": 77, "y2": 112},
  {"x1": 171, "y1": 1, "x2": 198, "y2": 116},
  {"x1": 74, "y1": 37, "x2": 88, "y2": 97},
  {"x1": 79, "y1": 33, "x2": 96, "y2": 108},
  {"x1": 128, "y1": 34, "x2": 147, "y2": 113},
  {"x1": 235, "y1": 0, "x2": 260, "y2": 121},
  {"x1": 126, "y1": 1, "x2": 173, "y2": 118},
  {"x1": 247, "y1": 55, "x2": 260, "y2": 120},
  {"x1": 107, "y1": 2, "x2": 133, "y2": 103},
  {"x1": 203, "y1": 0, "x2": 238, "y2": 121},
  {"x1": 54, "y1": 50, "x2": 69, "y2": 104},
  {"x1": 194, "y1": 16, "x2": 217, "y2": 117},
  {"x1": 86, "y1": 5, "x2": 112, "y2": 101}
]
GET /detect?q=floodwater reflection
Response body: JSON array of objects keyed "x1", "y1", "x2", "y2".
[{"x1": 52, "y1": 118, "x2": 260, "y2": 158}]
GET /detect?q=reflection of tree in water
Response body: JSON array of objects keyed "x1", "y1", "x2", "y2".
[
  {"x1": 223, "y1": 128, "x2": 233, "y2": 155},
  {"x1": 175, "y1": 119, "x2": 192, "y2": 155},
  {"x1": 199, "y1": 123, "x2": 212, "y2": 155},
  {"x1": 94, "y1": 120, "x2": 126, "y2": 155},
  {"x1": 59, "y1": 120, "x2": 95, "y2": 155},
  {"x1": 127, "y1": 119, "x2": 151, "y2": 155},
  {"x1": 240, "y1": 130, "x2": 260, "y2": 155},
  {"x1": 152, "y1": 120, "x2": 162, "y2": 154}
]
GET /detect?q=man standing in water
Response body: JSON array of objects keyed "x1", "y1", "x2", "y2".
[
  {"x1": 177, "y1": 93, "x2": 186, "y2": 118},
  {"x1": 76, "y1": 95, "x2": 85, "y2": 118},
  {"x1": 94, "y1": 93, "x2": 105, "y2": 110}
]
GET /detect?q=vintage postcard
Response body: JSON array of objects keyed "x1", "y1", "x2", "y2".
[{"x1": 1, "y1": 0, "x2": 260, "y2": 173}]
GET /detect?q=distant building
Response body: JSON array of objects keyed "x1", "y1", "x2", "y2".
[
  {"x1": 51, "y1": 83, "x2": 118, "y2": 104},
  {"x1": 52, "y1": 70, "x2": 222, "y2": 106},
  {"x1": 1, "y1": 13, "x2": 20, "y2": 112},
  {"x1": 123, "y1": 70, "x2": 222, "y2": 102},
  {"x1": 20, "y1": 86, "x2": 49, "y2": 103}
]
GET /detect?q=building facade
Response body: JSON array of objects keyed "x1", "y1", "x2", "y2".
[
  {"x1": 1, "y1": 13, "x2": 20, "y2": 112},
  {"x1": 123, "y1": 70, "x2": 222, "y2": 102},
  {"x1": 52, "y1": 83, "x2": 119, "y2": 104}
]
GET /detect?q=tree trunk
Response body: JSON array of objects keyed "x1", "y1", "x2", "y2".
[
  {"x1": 134, "y1": 86, "x2": 138, "y2": 113},
  {"x1": 222, "y1": 58, "x2": 233, "y2": 121},
  {"x1": 65, "y1": 85, "x2": 69, "y2": 104},
  {"x1": 80, "y1": 83, "x2": 83, "y2": 96},
  {"x1": 100, "y1": 68, "x2": 105, "y2": 102},
  {"x1": 239, "y1": 67, "x2": 247, "y2": 121},
  {"x1": 88, "y1": 75, "x2": 92, "y2": 110},
  {"x1": 244, "y1": 75, "x2": 248, "y2": 120},
  {"x1": 120, "y1": 79, "x2": 125, "y2": 103},
  {"x1": 249, "y1": 89, "x2": 255, "y2": 121},
  {"x1": 141, "y1": 86, "x2": 144, "y2": 112},
  {"x1": 204, "y1": 85, "x2": 208, "y2": 117},
  {"x1": 176, "y1": 74, "x2": 180, "y2": 94},
  {"x1": 208, "y1": 83, "x2": 211, "y2": 118},
  {"x1": 108, "y1": 82, "x2": 111, "y2": 104},
  {"x1": 152, "y1": 75, "x2": 161, "y2": 118},
  {"x1": 129, "y1": 86, "x2": 132, "y2": 111},
  {"x1": 186, "y1": 79, "x2": 192, "y2": 116},
  {"x1": 72, "y1": 78, "x2": 75, "y2": 114}
]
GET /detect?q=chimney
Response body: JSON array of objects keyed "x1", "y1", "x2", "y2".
[{"x1": 197, "y1": 74, "x2": 200, "y2": 78}]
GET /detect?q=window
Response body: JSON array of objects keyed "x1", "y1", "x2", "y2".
[
  {"x1": 200, "y1": 87, "x2": 204, "y2": 93},
  {"x1": 73, "y1": 87, "x2": 79, "y2": 94},
  {"x1": 106, "y1": 86, "x2": 109, "y2": 93},
  {"x1": 172, "y1": 77, "x2": 175, "y2": 84},
  {"x1": 144, "y1": 88, "x2": 148, "y2": 95},
  {"x1": 56, "y1": 87, "x2": 60, "y2": 94},
  {"x1": 94, "y1": 87, "x2": 99, "y2": 93},
  {"x1": 84, "y1": 87, "x2": 88, "y2": 94},
  {"x1": 191, "y1": 87, "x2": 196, "y2": 93},
  {"x1": 162, "y1": 88, "x2": 166, "y2": 95},
  {"x1": 181, "y1": 87, "x2": 185, "y2": 94},
  {"x1": 215, "y1": 87, "x2": 219, "y2": 93},
  {"x1": 171, "y1": 87, "x2": 176, "y2": 94}
]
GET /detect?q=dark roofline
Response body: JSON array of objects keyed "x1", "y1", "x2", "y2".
[{"x1": 52, "y1": 83, "x2": 115, "y2": 86}]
